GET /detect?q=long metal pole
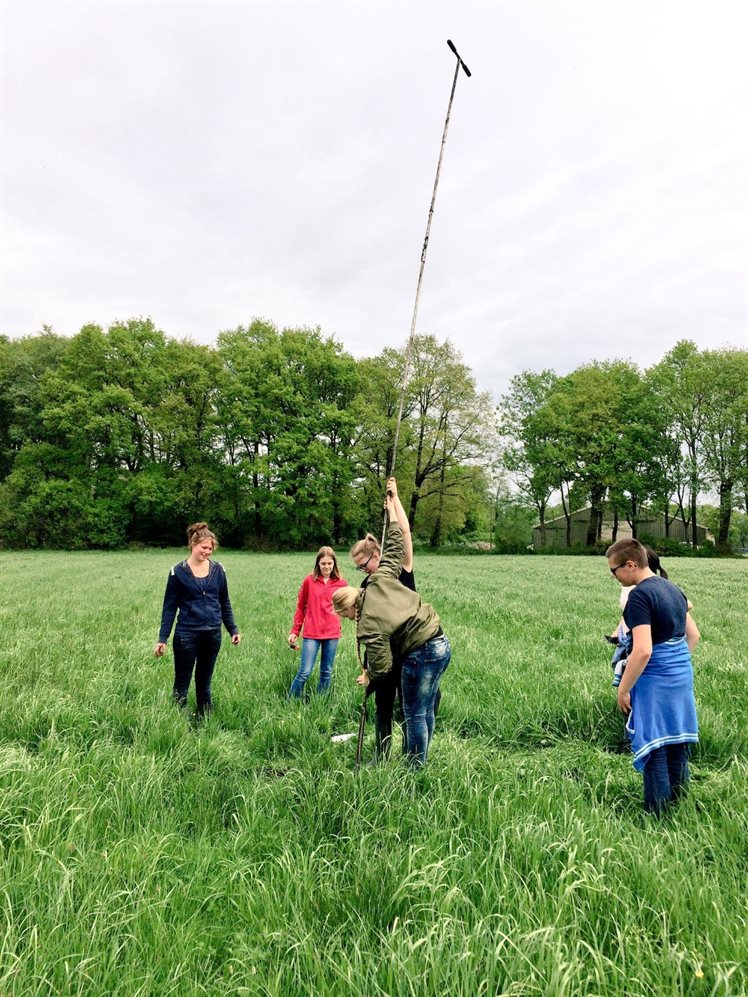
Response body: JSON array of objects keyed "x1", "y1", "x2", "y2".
[
  {"x1": 381, "y1": 40, "x2": 471, "y2": 550},
  {"x1": 389, "y1": 48, "x2": 469, "y2": 478},
  {"x1": 361, "y1": 42, "x2": 471, "y2": 776}
]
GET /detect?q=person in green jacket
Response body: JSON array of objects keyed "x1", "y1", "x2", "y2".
[{"x1": 333, "y1": 492, "x2": 451, "y2": 766}]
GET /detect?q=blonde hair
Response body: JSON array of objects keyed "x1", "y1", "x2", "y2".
[
  {"x1": 332, "y1": 586, "x2": 361, "y2": 616},
  {"x1": 187, "y1": 521, "x2": 218, "y2": 551},
  {"x1": 332, "y1": 586, "x2": 365, "y2": 670},
  {"x1": 313, "y1": 546, "x2": 341, "y2": 580},
  {"x1": 350, "y1": 533, "x2": 380, "y2": 561}
]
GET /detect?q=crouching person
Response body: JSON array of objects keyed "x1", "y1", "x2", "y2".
[{"x1": 333, "y1": 492, "x2": 450, "y2": 767}]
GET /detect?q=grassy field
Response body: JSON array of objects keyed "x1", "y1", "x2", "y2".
[{"x1": 0, "y1": 550, "x2": 746, "y2": 996}]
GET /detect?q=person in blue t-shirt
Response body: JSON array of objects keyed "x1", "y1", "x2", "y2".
[
  {"x1": 606, "y1": 538, "x2": 700, "y2": 815},
  {"x1": 154, "y1": 521, "x2": 241, "y2": 717},
  {"x1": 607, "y1": 546, "x2": 683, "y2": 688}
]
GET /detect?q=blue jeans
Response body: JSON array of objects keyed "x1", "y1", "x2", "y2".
[
  {"x1": 372, "y1": 666, "x2": 442, "y2": 760},
  {"x1": 400, "y1": 634, "x2": 451, "y2": 766},
  {"x1": 173, "y1": 629, "x2": 222, "y2": 715},
  {"x1": 288, "y1": 638, "x2": 340, "y2": 698},
  {"x1": 642, "y1": 743, "x2": 690, "y2": 815}
]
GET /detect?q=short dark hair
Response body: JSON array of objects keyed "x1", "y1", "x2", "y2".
[{"x1": 605, "y1": 538, "x2": 647, "y2": 567}]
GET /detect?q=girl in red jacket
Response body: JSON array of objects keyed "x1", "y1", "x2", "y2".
[{"x1": 287, "y1": 547, "x2": 348, "y2": 698}]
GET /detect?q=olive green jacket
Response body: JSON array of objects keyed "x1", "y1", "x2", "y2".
[{"x1": 357, "y1": 522, "x2": 441, "y2": 679}]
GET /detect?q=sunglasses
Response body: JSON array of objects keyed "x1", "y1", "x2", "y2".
[{"x1": 610, "y1": 563, "x2": 628, "y2": 578}]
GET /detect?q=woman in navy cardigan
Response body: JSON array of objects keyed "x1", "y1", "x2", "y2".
[{"x1": 154, "y1": 522, "x2": 241, "y2": 716}]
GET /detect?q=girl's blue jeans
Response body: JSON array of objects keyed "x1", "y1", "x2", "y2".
[
  {"x1": 288, "y1": 638, "x2": 339, "y2": 698},
  {"x1": 173, "y1": 629, "x2": 222, "y2": 715},
  {"x1": 642, "y1": 743, "x2": 690, "y2": 815},
  {"x1": 400, "y1": 634, "x2": 451, "y2": 766}
]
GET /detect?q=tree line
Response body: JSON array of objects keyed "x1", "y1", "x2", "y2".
[
  {"x1": 1, "y1": 322, "x2": 745, "y2": 551},
  {"x1": 0, "y1": 319, "x2": 494, "y2": 548},
  {"x1": 496, "y1": 342, "x2": 748, "y2": 552}
]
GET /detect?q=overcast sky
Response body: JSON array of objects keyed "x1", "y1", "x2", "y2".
[{"x1": 2, "y1": 0, "x2": 746, "y2": 400}]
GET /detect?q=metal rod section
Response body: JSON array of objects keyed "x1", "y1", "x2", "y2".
[
  {"x1": 354, "y1": 687, "x2": 372, "y2": 773},
  {"x1": 380, "y1": 40, "x2": 471, "y2": 548},
  {"x1": 388, "y1": 40, "x2": 471, "y2": 481}
]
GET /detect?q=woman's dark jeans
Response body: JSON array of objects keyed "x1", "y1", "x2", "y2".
[
  {"x1": 400, "y1": 634, "x2": 451, "y2": 767},
  {"x1": 642, "y1": 743, "x2": 690, "y2": 815},
  {"x1": 373, "y1": 664, "x2": 402, "y2": 759},
  {"x1": 173, "y1": 629, "x2": 222, "y2": 715}
]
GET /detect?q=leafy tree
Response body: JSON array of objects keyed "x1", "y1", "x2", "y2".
[
  {"x1": 410, "y1": 337, "x2": 490, "y2": 536},
  {"x1": 416, "y1": 464, "x2": 493, "y2": 545},
  {"x1": 505, "y1": 361, "x2": 674, "y2": 547},
  {"x1": 1, "y1": 319, "x2": 226, "y2": 547},
  {"x1": 492, "y1": 484, "x2": 536, "y2": 553},
  {"x1": 496, "y1": 370, "x2": 558, "y2": 545},
  {"x1": 396, "y1": 335, "x2": 493, "y2": 539},
  {"x1": 217, "y1": 320, "x2": 359, "y2": 546},
  {"x1": 607, "y1": 367, "x2": 675, "y2": 537},
  {"x1": 349, "y1": 335, "x2": 493, "y2": 545},
  {"x1": 698, "y1": 349, "x2": 748, "y2": 549},
  {"x1": 527, "y1": 363, "x2": 624, "y2": 544},
  {"x1": 356, "y1": 349, "x2": 415, "y2": 479},
  {"x1": 698, "y1": 504, "x2": 748, "y2": 552},
  {"x1": 648, "y1": 342, "x2": 710, "y2": 547},
  {"x1": 650, "y1": 344, "x2": 748, "y2": 549},
  {"x1": 349, "y1": 350, "x2": 417, "y2": 534},
  {"x1": 0, "y1": 328, "x2": 70, "y2": 480}
]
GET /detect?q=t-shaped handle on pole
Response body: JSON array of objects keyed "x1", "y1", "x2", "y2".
[{"x1": 447, "y1": 39, "x2": 472, "y2": 77}]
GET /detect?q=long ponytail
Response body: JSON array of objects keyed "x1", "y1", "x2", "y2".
[{"x1": 645, "y1": 546, "x2": 668, "y2": 580}]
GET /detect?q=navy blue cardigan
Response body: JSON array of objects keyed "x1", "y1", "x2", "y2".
[{"x1": 158, "y1": 560, "x2": 239, "y2": 643}]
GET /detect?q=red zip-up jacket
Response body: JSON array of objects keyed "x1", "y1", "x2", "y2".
[{"x1": 290, "y1": 573, "x2": 348, "y2": 640}]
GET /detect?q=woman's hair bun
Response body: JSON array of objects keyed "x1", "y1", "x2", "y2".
[{"x1": 186, "y1": 522, "x2": 218, "y2": 549}]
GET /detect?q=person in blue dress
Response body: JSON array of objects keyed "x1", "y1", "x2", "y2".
[{"x1": 606, "y1": 538, "x2": 700, "y2": 815}]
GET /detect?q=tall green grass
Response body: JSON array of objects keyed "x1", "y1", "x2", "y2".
[{"x1": 0, "y1": 551, "x2": 746, "y2": 995}]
